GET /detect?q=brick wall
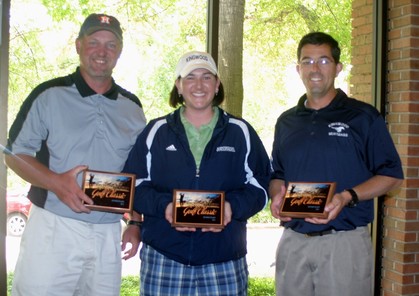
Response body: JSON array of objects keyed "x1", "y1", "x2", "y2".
[
  {"x1": 351, "y1": 0, "x2": 374, "y2": 104},
  {"x1": 351, "y1": 0, "x2": 419, "y2": 295}
]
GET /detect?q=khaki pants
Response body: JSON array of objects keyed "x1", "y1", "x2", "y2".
[{"x1": 275, "y1": 227, "x2": 373, "y2": 296}]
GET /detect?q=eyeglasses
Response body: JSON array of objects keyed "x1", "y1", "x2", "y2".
[{"x1": 299, "y1": 57, "x2": 334, "y2": 67}]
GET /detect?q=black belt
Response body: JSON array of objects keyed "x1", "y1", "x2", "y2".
[
  {"x1": 285, "y1": 225, "x2": 351, "y2": 237},
  {"x1": 304, "y1": 229, "x2": 335, "y2": 237}
]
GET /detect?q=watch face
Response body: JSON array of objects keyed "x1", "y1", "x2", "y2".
[{"x1": 347, "y1": 200, "x2": 357, "y2": 208}]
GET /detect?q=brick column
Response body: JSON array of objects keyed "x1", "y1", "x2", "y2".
[
  {"x1": 351, "y1": 0, "x2": 418, "y2": 295},
  {"x1": 351, "y1": 0, "x2": 374, "y2": 105},
  {"x1": 383, "y1": 0, "x2": 419, "y2": 295}
]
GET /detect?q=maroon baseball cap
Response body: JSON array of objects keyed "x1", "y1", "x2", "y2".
[{"x1": 78, "y1": 13, "x2": 123, "y2": 42}]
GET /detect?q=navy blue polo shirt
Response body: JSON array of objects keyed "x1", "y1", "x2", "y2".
[{"x1": 271, "y1": 89, "x2": 403, "y2": 233}]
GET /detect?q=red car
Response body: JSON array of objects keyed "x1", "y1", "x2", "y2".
[
  {"x1": 6, "y1": 189, "x2": 131, "y2": 236},
  {"x1": 6, "y1": 189, "x2": 31, "y2": 236},
  {"x1": 6, "y1": 188, "x2": 133, "y2": 236}
]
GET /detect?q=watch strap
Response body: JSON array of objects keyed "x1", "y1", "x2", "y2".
[
  {"x1": 127, "y1": 220, "x2": 143, "y2": 227},
  {"x1": 345, "y1": 188, "x2": 359, "y2": 208}
]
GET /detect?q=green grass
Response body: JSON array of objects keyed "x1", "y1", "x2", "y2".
[
  {"x1": 249, "y1": 204, "x2": 276, "y2": 224},
  {"x1": 120, "y1": 276, "x2": 275, "y2": 296},
  {"x1": 8, "y1": 273, "x2": 275, "y2": 295},
  {"x1": 248, "y1": 277, "x2": 275, "y2": 296},
  {"x1": 120, "y1": 275, "x2": 141, "y2": 296},
  {"x1": 7, "y1": 273, "x2": 12, "y2": 295}
]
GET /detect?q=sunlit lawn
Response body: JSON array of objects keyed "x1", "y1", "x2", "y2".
[
  {"x1": 7, "y1": 273, "x2": 275, "y2": 295},
  {"x1": 120, "y1": 275, "x2": 275, "y2": 296}
]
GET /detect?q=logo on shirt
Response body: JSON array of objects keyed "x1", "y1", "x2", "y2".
[
  {"x1": 216, "y1": 146, "x2": 236, "y2": 153},
  {"x1": 328, "y1": 122, "x2": 349, "y2": 137},
  {"x1": 166, "y1": 144, "x2": 177, "y2": 151}
]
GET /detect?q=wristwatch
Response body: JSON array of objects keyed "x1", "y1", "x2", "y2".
[
  {"x1": 345, "y1": 188, "x2": 359, "y2": 208},
  {"x1": 127, "y1": 220, "x2": 143, "y2": 227}
]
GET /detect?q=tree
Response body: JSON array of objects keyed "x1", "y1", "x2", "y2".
[
  {"x1": 7, "y1": 0, "x2": 208, "y2": 187},
  {"x1": 218, "y1": 0, "x2": 245, "y2": 118},
  {"x1": 242, "y1": 0, "x2": 352, "y2": 149},
  {"x1": 7, "y1": 0, "x2": 352, "y2": 187}
]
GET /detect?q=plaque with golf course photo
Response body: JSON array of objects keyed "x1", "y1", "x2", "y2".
[
  {"x1": 82, "y1": 169, "x2": 135, "y2": 213},
  {"x1": 172, "y1": 189, "x2": 225, "y2": 228},
  {"x1": 279, "y1": 182, "x2": 336, "y2": 218}
]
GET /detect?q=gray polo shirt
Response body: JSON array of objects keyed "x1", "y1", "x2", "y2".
[{"x1": 7, "y1": 67, "x2": 147, "y2": 223}]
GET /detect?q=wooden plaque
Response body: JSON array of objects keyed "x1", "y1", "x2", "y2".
[
  {"x1": 82, "y1": 169, "x2": 135, "y2": 213},
  {"x1": 172, "y1": 189, "x2": 225, "y2": 228},
  {"x1": 279, "y1": 182, "x2": 336, "y2": 218}
]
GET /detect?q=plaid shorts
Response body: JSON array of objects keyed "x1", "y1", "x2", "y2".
[{"x1": 140, "y1": 244, "x2": 248, "y2": 296}]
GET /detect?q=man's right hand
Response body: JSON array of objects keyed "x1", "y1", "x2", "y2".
[
  {"x1": 52, "y1": 165, "x2": 93, "y2": 213},
  {"x1": 269, "y1": 180, "x2": 292, "y2": 222},
  {"x1": 5, "y1": 153, "x2": 93, "y2": 213}
]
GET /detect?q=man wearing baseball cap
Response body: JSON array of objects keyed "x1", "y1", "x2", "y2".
[
  {"x1": 123, "y1": 51, "x2": 270, "y2": 295},
  {"x1": 5, "y1": 13, "x2": 146, "y2": 296}
]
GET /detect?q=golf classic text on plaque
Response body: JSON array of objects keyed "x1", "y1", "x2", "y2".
[
  {"x1": 172, "y1": 189, "x2": 225, "y2": 228},
  {"x1": 82, "y1": 169, "x2": 135, "y2": 213},
  {"x1": 279, "y1": 182, "x2": 336, "y2": 218}
]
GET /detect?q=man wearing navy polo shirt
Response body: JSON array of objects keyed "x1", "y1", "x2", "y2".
[{"x1": 269, "y1": 32, "x2": 403, "y2": 296}]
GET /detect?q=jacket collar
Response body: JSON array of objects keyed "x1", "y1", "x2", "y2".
[{"x1": 168, "y1": 106, "x2": 230, "y2": 131}]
